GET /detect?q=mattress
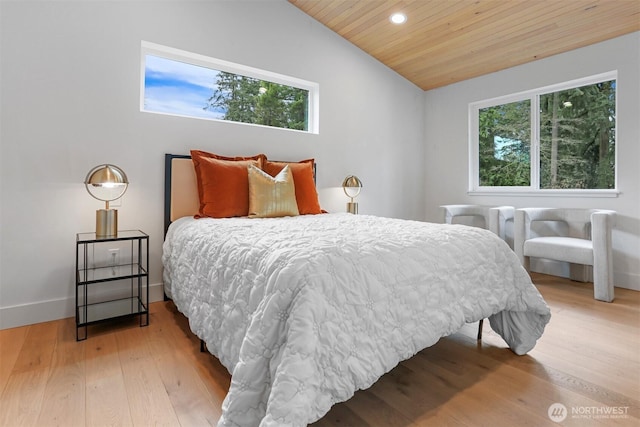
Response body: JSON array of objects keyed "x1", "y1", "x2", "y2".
[{"x1": 162, "y1": 213, "x2": 551, "y2": 427}]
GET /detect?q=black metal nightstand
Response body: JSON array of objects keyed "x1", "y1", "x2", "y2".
[{"x1": 75, "y1": 230, "x2": 149, "y2": 341}]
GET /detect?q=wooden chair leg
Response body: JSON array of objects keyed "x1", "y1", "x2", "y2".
[{"x1": 477, "y1": 319, "x2": 484, "y2": 340}]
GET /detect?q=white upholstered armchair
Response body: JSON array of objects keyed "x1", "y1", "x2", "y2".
[
  {"x1": 514, "y1": 208, "x2": 616, "y2": 302},
  {"x1": 442, "y1": 204, "x2": 515, "y2": 247}
]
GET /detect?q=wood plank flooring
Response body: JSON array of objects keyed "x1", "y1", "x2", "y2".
[{"x1": 1, "y1": 273, "x2": 638, "y2": 426}]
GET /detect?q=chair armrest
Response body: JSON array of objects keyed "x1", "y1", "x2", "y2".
[
  {"x1": 591, "y1": 211, "x2": 615, "y2": 256},
  {"x1": 514, "y1": 208, "x2": 553, "y2": 264},
  {"x1": 591, "y1": 211, "x2": 616, "y2": 301},
  {"x1": 488, "y1": 206, "x2": 514, "y2": 239},
  {"x1": 514, "y1": 208, "x2": 564, "y2": 261},
  {"x1": 514, "y1": 209, "x2": 527, "y2": 264}
]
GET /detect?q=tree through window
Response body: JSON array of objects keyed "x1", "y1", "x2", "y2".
[
  {"x1": 470, "y1": 72, "x2": 616, "y2": 192},
  {"x1": 478, "y1": 99, "x2": 531, "y2": 187},
  {"x1": 539, "y1": 81, "x2": 615, "y2": 189},
  {"x1": 204, "y1": 72, "x2": 309, "y2": 131}
]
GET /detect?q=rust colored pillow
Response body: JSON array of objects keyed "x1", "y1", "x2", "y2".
[
  {"x1": 263, "y1": 159, "x2": 322, "y2": 214},
  {"x1": 190, "y1": 150, "x2": 266, "y2": 165},
  {"x1": 190, "y1": 150, "x2": 266, "y2": 218}
]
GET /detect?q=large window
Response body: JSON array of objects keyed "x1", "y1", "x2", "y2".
[
  {"x1": 469, "y1": 72, "x2": 617, "y2": 194},
  {"x1": 141, "y1": 41, "x2": 319, "y2": 133}
]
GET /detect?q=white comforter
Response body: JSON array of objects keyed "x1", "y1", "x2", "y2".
[{"x1": 162, "y1": 213, "x2": 550, "y2": 427}]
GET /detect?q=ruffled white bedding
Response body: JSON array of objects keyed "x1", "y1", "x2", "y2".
[{"x1": 162, "y1": 213, "x2": 550, "y2": 427}]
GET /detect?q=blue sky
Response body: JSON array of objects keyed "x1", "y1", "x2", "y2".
[{"x1": 143, "y1": 55, "x2": 225, "y2": 119}]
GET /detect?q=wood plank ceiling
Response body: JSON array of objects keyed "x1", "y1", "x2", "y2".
[{"x1": 288, "y1": 0, "x2": 640, "y2": 90}]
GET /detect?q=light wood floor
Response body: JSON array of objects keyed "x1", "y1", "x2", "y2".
[{"x1": 1, "y1": 273, "x2": 638, "y2": 426}]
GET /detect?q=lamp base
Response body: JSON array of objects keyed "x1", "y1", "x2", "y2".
[
  {"x1": 346, "y1": 202, "x2": 358, "y2": 214},
  {"x1": 96, "y1": 209, "x2": 117, "y2": 238}
]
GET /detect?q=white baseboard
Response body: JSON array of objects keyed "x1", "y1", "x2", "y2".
[
  {"x1": 611, "y1": 271, "x2": 640, "y2": 291},
  {"x1": 531, "y1": 260, "x2": 640, "y2": 291},
  {"x1": 2, "y1": 270, "x2": 638, "y2": 330},
  {"x1": 0, "y1": 282, "x2": 165, "y2": 330}
]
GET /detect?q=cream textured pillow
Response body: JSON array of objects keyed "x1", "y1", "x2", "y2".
[{"x1": 248, "y1": 164, "x2": 299, "y2": 218}]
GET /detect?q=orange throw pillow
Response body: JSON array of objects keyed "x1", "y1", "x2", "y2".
[
  {"x1": 190, "y1": 150, "x2": 266, "y2": 218},
  {"x1": 263, "y1": 159, "x2": 322, "y2": 215}
]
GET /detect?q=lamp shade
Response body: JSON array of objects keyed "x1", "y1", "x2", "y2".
[
  {"x1": 84, "y1": 164, "x2": 129, "y2": 203},
  {"x1": 84, "y1": 164, "x2": 128, "y2": 238},
  {"x1": 342, "y1": 175, "x2": 362, "y2": 200},
  {"x1": 342, "y1": 175, "x2": 362, "y2": 214}
]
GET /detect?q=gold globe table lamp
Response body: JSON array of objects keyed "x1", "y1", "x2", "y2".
[
  {"x1": 84, "y1": 164, "x2": 128, "y2": 238},
  {"x1": 342, "y1": 175, "x2": 362, "y2": 214}
]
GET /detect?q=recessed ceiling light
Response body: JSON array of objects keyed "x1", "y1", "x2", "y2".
[{"x1": 390, "y1": 13, "x2": 407, "y2": 25}]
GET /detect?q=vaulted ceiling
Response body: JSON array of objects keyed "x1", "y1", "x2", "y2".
[{"x1": 289, "y1": 0, "x2": 640, "y2": 90}]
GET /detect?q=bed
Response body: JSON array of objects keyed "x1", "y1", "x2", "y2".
[{"x1": 162, "y1": 152, "x2": 551, "y2": 427}]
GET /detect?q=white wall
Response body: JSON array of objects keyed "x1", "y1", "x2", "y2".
[
  {"x1": 424, "y1": 32, "x2": 640, "y2": 290},
  {"x1": 0, "y1": 0, "x2": 426, "y2": 328}
]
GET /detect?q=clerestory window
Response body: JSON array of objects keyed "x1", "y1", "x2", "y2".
[{"x1": 141, "y1": 41, "x2": 319, "y2": 133}]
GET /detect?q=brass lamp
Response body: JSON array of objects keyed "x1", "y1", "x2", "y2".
[
  {"x1": 342, "y1": 175, "x2": 362, "y2": 214},
  {"x1": 84, "y1": 164, "x2": 128, "y2": 238}
]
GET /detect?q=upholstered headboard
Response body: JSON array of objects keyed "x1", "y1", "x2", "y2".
[
  {"x1": 163, "y1": 153, "x2": 317, "y2": 235},
  {"x1": 164, "y1": 154, "x2": 199, "y2": 235}
]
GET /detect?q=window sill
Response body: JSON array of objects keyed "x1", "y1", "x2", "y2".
[{"x1": 467, "y1": 189, "x2": 620, "y2": 198}]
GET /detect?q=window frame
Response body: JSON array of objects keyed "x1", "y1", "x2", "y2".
[
  {"x1": 140, "y1": 41, "x2": 320, "y2": 134},
  {"x1": 468, "y1": 71, "x2": 618, "y2": 197}
]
